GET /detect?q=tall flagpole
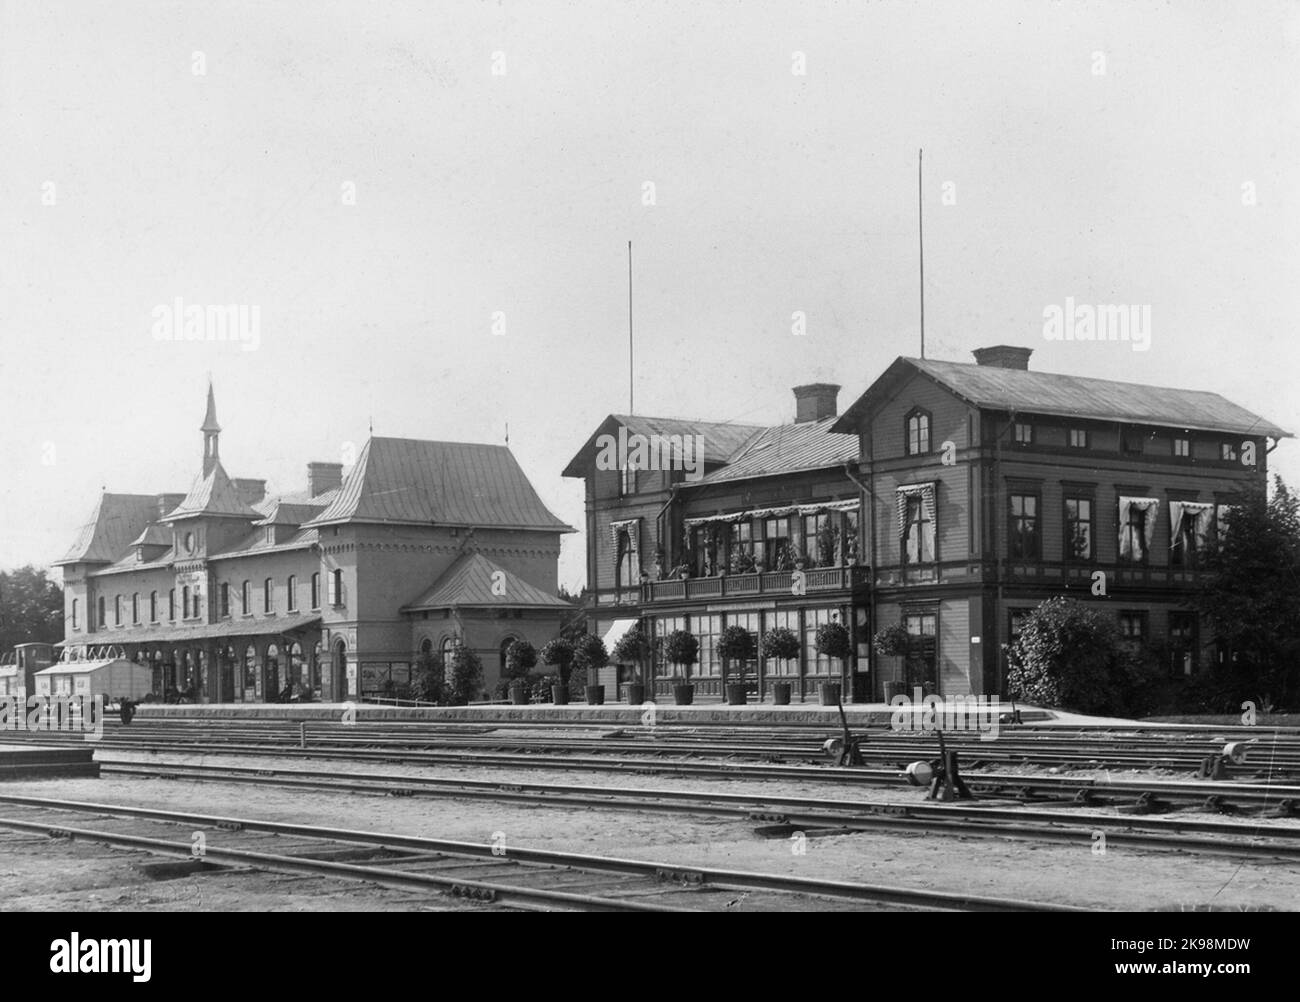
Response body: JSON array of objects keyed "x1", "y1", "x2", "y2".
[
  {"x1": 918, "y1": 148, "x2": 925, "y2": 360},
  {"x1": 628, "y1": 240, "x2": 634, "y2": 413}
]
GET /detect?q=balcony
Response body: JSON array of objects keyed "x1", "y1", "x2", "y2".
[
  {"x1": 641, "y1": 565, "x2": 869, "y2": 604},
  {"x1": 1001, "y1": 560, "x2": 1208, "y2": 589}
]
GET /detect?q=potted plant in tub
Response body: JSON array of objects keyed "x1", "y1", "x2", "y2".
[
  {"x1": 612, "y1": 624, "x2": 652, "y2": 704},
  {"x1": 716, "y1": 624, "x2": 755, "y2": 705},
  {"x1": 663, "y1": 629, "x2": 699, "y2": 705},
  {"x1": 761, "y1": 626, "x2": 800, "y2": 705},
  {"x1": 814, "y1": 620, "x2": 852, "y2": 706},
  {"x1": 572, "y1": 634, "x2": 609, "y2": 705},
  {"x1": 503, "y1": 639, "x2": 537, "y2": 705},
  {"x1": 540, "y1": 638, "x2": 574, "y2": 705}
]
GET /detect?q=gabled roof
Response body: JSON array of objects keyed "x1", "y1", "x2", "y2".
[
  {"x1": 403, "y1": 552, "x2": 571, "y2": 611},
  {"x1": 694, "y1": 416, "x2": 858, "y2": 486},
  {"x1": 305, "y1": 437, "x2": 572, "y2": 532},
  {"x1": 563, "y1": 414, "x2": 765, "y2": 478},
  {"x1": 253, "y1": 501, "x2": 327, "y2": 527},
  {"x1": 208, "y1": 526, "x2": 319, "y2": 560},
  {"x1": 54, "y1": 494, "x2": 160, "y2": 566},
  {"x1": 833, "y1": 356, "x2": 1291, "y2": 439},
  {"x1": 165, "y1": 459, "x2": 263, "y2": 521}
]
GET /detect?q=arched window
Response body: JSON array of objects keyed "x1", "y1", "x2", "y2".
[
  {"x1": 329, "y1": 569, "x2": 344, "y2": 606},
  {"x1": 287, "y1": 575, "x2": 298, "y2": 612},
  {"x1": 440, "y1": 636, "x2": 455, "y2": 684},
  {"x1": 499, "y1": 636, "x2": 518, "y2": 678},
  {"x1": 240, "y1": 580, "x2": 249, "y2": 615},
  {"x1": 263, "y1": 578, "x2": 273, "y2": 613},
  {"x1": 168, "y1": 589, "x2": 175, "y2": 621},
  {"x1": 420, "y1": 637, "x2": 433, "y2": 657},
  {"x1": 243, "y1": 645, "x2": 257, "y2": 690},
  {"x1": 334, "y1": 639, "x2": 348, "y2": 699},
  {"x1": 311, "y1": 641, "x2": 322, "y2": 692},
  {"x1": 290, "y1": 642, "x2": 304, "y2": 690},
  {"x1": 149, "y1": 591, "x2": 158, "y2": 622},
  {"x1": 219, "y1": 582, "x2": 230, "y2": 617},
  {"x1": 310, "y1": 572, "x2": 320, "y2": 610},
  {"x1": 906, "y1": 409, "x2": 931, "y2": 456},
  {"x1": 114, "y1": 595, "x2": 122, "y2": 626},
  {"x1": 71, "y1": 598, "x2": 78, "y2": 630},
  {"x1": 181, "y1": 586, "x2": 189, "y2": 620},
  {"x1": 97, "y1": 596, "x2": 106, "y2": 629},
  {"x1": 131, "y1": 593, "x2": 139, "y2": 624}
]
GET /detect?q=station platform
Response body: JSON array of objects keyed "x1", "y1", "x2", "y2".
[
  {"x1": 0, "y1": 744, "x2": 100, "y2": 780},
  {"x1": 133, "y1": 700, "x2": 1057, "y2": 727}
]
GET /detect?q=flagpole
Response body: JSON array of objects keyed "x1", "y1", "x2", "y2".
[
  {"x1": 628, "y1": 240, "x2": 634, "y2": 413},
  {"x1": 918, "y1": 148, "x2": 925, "y2": 360}
]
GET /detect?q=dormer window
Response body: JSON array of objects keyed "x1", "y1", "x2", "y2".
[
  {"x1": 905, "y1": 409, "x2": 931, "y2": 456},
  {"x1": 266, "y1": 526, "x2": 275, "y2": 545},
  {"x1": 137, "y1": 546, "x2": 146, "y2": 562}
]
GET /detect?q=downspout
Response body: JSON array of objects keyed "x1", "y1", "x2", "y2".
[{"x1": 843, "y1": 461, "x2": 875, "y2": 698}]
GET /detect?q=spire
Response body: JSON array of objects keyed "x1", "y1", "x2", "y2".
[
  {"x1": 201, "y1": 380, "x2": 221, "y2": 433},
  {"x1": 201, "y1": 381, "x2": 221, "y2": 475}
]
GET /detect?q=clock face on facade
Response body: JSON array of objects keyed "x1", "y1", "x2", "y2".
[{"x1": 184, "y1": 532, "x2": 195, "y2": 554}]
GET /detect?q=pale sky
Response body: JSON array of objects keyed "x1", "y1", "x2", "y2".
[{"x1": 2, "y1": 0, "x2": 1297, "y2": 591}]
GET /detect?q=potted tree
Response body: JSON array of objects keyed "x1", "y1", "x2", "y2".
[
  {"x1": 814, "y1": 620, "x2": 852, "y2": 706},
  {"x1": 540, "y1": 638, "x2": 574, "y2": 705},
  {"x1": 761, "y1": 626, "x2": 800, "y2": 705},
  {"x1": 663, "y1": 629, "x2": 699, "y2": 705},
  {"x1": 503, "y1": 639, "x2": 537, "y2": 705},
  {"x1": 872, "y1": 621, "x2": 911, "y2": 702},
  {"x1": 572, "y1": 634, "x2": 609, "y2": 705},
  {"x1": 612, "y1": 625, "x2": 652, "y2": 704},
  {"x1": 717, "y1": 624, "x2": 756, "y2": 706}
]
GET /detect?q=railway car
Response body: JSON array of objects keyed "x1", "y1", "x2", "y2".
[
  {"x1": 34, "y1": 658, "x2": 152, "y2": 702},
  {"x1": 0, "y1": 642, "x2": 56, "y2": 700}
]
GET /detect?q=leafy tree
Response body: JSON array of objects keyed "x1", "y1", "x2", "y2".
[
  {"x1": 445, "y1": 644, "x2": 484, "y2": 705},
  {"x1": 0, "y1": 565, "x2": 63, "y2": 652},
  {"x1": 503, "y1": 640, "x2": 537, "y2": 679},
  {"x1": 814, "y1": 621, "x2": 852, "y2": 661},
  {"x1": 540, "y1": 638, "x2": 575, "y2": 686},
  {"x1": 612, "y1": 624, "x2": 652, "y2": 684},
  {"x1": 1192, "y1": 476, "x2": 1300, "y2": 709},
  {"x1": 1008, "y1": 597, "x2": 1126, "y2": 713},
  {"x1": 762, "y1": 626, "x2": 800, "y2": 664},
  {"x1": 572, "y1": 634, "x2": 608, "y2": 683},
  {"x1": 409, "y1": 650, "x2": 447, "y2": 704},
  {"x1": 663, "y1": 629, "x2": 699, "y2": 681}
]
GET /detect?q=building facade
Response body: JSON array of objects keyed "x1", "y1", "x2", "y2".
[
  {"x1": 55, "y1": 386, "x2": 573, "y2": 703},
  {"x1": 567, "y1": 348, "x2": 1289, "y2": 701}
]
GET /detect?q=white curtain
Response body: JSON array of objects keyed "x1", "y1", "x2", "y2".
[
  {"x1": 1118, "y1": 496, "x2": 1159, "y2": 560},
  {"x1": 1169, "y1": 501, "x2": 1213, "y2": 552},
  {"x1": 897, "y1": 483, "x2": 936, "y2": 563},
  {"x1": 1216, "y1": 504, "x2": 1235, "y2": 538}
]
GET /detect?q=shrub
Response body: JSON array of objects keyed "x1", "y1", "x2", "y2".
[
  {"x1": 540, "y1": 638, "x2": 575, "y2": 685},
  {"x1": 444, "y1": 645, "x2": 483, "y2": 706},
  {"x1": 1007, "y1": 597, "x2": 1123, "y2": 713}
]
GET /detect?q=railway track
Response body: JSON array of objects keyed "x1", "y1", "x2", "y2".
[
  {"x1": 0, "y1": 794, "x2": 1079, "y2": 912},
  {"x1": 93, "y1": 759, "x2": 1300, "y2": 862}
]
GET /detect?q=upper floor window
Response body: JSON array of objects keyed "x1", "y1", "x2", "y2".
[
  {"x1": 241, "y1": 580, "x2": 250, "y2": 615},
  {"x1": 71, "y1": 598, "x2": 78, "y2": 630},
  {"x1": 1220, "y1": 442, "x2": 1237, "y2": 462},
  {"x1": 1013, "y1": 422, "x2": 1033, "y2": 445},
  {"x1": 115, "y1": 595, "x2": 122, "y2": 626},
  {"x1": 328, "y1": 569, "x2": 344, "y2": 607},
  {"x1": 1174, "y1": 437, "x2": 1190, "y2": 458},
  {"x1": 97, "y1": 596, "x2": 106, "y2": 629},
  {"x1": 1064, "y1": 497, "x2": 1093, "y2": 560},
  {"x1": 802, "y1": 512, "x2": 834, "y2": 568},
  {"x1": 287, "y1": 575, "x2": 298, "y2": 612},
  {"x1": 149, "y1": 591, "x2": 158, "y2": 623},
  {"x1": 1068, "y1": 428, "x2": 1087, "y2": 449},
  {"x1": 131, "y1": 593, "x2": 139, "y2": 624},
  {"x1": 181, "y1": 586, "x2": 190, "y2": 620},
  {"x1": 1119, "y1": 497, "x2": 1157, "y2": 564},
  {"x1": 728, "y1": 521, "x2": 756, "y2": 574},
  {"x1": 906, "y1": 410, "x2": 931, "y2": 456},
  {"x1": 901, "y1": 492, "x2": 936, "y2": 565},
  {"x1": 168, "y1": 589, "x2": 175, "y2": 621},
  {"x1": 619, "y1": 464, "x2": 636, "y2": 497},
  {"x1": 264, "y1": 578, "x2": 274, "y2": 614},
  {"x1": 310, "y1": 572, "x2": 320, "y2": 610},
  {"x1": 220, "y1": 582, "x2": 230, "y2": 618},
  {"x1": 191, "y1": 588, "x2": 202, "y2": 619},
  {"x1": 1119, "y1": 610, "x2": 1147, "y2": 642},
  {"x1": 1008, "y1": 494, "x2": 1040, "y2": 560},
  {"x1": 761, "y1": 516, "x2": 792, "y2": 571},
  {"x1": 1122, "y1": 429, "x2": 1145, "y2": 455}
]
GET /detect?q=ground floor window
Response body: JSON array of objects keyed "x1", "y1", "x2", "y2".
[
  {"x1": 691, "y1": 614, "x2": 721, "y2": 676},
  {"x1": 1169, "y1": 612, "x2": 1197, "y2": 676}
]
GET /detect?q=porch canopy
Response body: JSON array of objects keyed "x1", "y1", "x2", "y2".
[{"x1": 56, "y1": 614, "x2": 322, "y2": 648}]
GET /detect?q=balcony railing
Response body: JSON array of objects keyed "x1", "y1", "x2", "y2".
[{"x1": 641, "y1": 565, "x2": 868, "y2": 604}]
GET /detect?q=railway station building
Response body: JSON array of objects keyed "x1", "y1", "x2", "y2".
[
  {"x1": 564, "y1": 346, "x2": 1289, "y2": 702},
  {"x1": 55, "y1": 386, "x2": 573, "y2": 703}
]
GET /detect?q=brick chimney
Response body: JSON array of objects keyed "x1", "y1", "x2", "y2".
[
  {"x1": 156, "y1": 493, "x2": 186, "y2": 519},
  {"x1": 793, "y1": 384, "x2": 841, "y2": 423},
  {"x1": 972, "y1": 345, "x2": 1033, "y2": 370},
  {"x1": 308, "y1": 462, "x2": 344, "y2": 498}
]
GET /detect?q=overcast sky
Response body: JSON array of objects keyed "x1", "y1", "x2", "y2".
[{"x1": 2, "y1": 0, "x2": 1297, "y2": 591}]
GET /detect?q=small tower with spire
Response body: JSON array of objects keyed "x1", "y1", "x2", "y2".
[{"x1": 201, "y1": 380, "x2": 221, "y2": 476}]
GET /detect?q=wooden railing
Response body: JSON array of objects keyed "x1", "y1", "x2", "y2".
[{"x1": 640, "y1": 565, "x2": 868, "y2": 604}]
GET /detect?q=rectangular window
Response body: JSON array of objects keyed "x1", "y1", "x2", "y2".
[
  {"x1": 1013, "y1": 422, "x2": 1032, "y2": 445},
  {"x1": 1174, "y1": 437, "x2": 1190, "y2": 458},
  {"x1": 761, "y1": 517, "x2": 790, "y2": 572},
  {"x1": 150, "y1": 592, "x2": 158, "y2": 623},
  {"x1": 902, "y1": 494, "x2": 935, "y2": 565},
  {"x1": 288, "y1": 576, "x2": 298, "y2": 612},
  {"x1": 907, "y1": 412, "x2": 931, "y2": 456},
  {"x1": 692, "y1": 613, "x2": 721, "y2": 677},
  {"x1": 1069, "y1": 428, "x2": 1087, "y2": 449},
  {"x1": 1009, "y1": 494, "x2": 1040, "y2": 560},
  {"x1": 220, "y1": 583, "x2": 230, "y2": 618},
  {"x1": 1008, "y1": 609, "x2": 1031, "y2": 641},
  {"x1": 1118, "y1": 610, "x2": 1147, "y2": 641},
  {"x1": 115, "y1": 596, "x2": 122, "y2": 626},
  {"x1": 1122, "y1": 429, "x2": 1145, "y2": 455},
  {"x1": 264, "y1": 578, "x2": 273, "y2": 614},
  {"x1": 728, "y1": 522, "x2": 755, "y2": 573},
  {"x1": 619, "y1": 465, "x2": 636, "y2": 497},
  {"x1": 1119, "y1": 498, "x2": 1155, "y2": 564},
  {"x1": 766, "y1": 608, "x2": 800, "y2": 677},
  {"x1": 1169, "y1": 613, "x2": 1197, "y2": 676},
  {"x1": 1064, "y1": 497, "x2": 1093, "y2": 560},
  {"x1": 802, "y1": 513, "x2": 832, "y2": 569},
  {"x1": 168, "y1": 589, "x2": 175, "y2": 621},
  {"x1": 241, "y1": 581, "x2": 249, "y2": 615},
  {"x1": 311, "y1": 573, "x2": 320, "y2": 610},
  {"x1": 1220, "y1": 442, "x2": 1237, "y2": 462},
  {"x1": 802, "y1": 608, "x2": 841, "y2": 676},
  {"x1": 329, "y1": 569, "x2": 343, "y2": 606},
  {"x1": 71, "y1": 599, "x2": 78, "y2": 630},
  {"x1": 131, "y1": 594, "x2": 139, "y2": 624},
  {"x1": 652, "y1": 615, "x2": 686, "y2": 678},
  {"x1": 841, "y1": 509, "x2": 860, "y2": 565}
]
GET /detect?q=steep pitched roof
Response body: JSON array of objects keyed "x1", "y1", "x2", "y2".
[
  {"x1": 694, "y1": 416, "x2": 858, "y2": 486},
  {"x1": 562, "y1": 414, "x2": 765, "y2": 478},
  {"x1": 55, "y1": 494, "x2": 160, "y2": 566},
  {"x1": 834, "y1": 356, "x2": 1291, "y2": 439},
  {"x1": 129, "y1": 523, "x2": 172, "y2": 547},
  {"x1": 165, "y1": 460, "x2": 263, "y2": 521},
  {"x1": 403, "y1": 553, "x2": 570, "y2": 611},
  {"x1": 305, "y1": 437, "x2": 572, "y2": 532},
  {"x1": 253, "y1": 500, "x2": 327, "y2": 527}
]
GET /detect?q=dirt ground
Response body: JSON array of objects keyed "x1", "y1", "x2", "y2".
[{"x1": 1, "y1": 748, "x2": 1297, "y2": 912}]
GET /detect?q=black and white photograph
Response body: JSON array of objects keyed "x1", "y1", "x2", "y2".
[{"x1": 0, "y1": 0, "x2": 1295, "y2": 980}]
